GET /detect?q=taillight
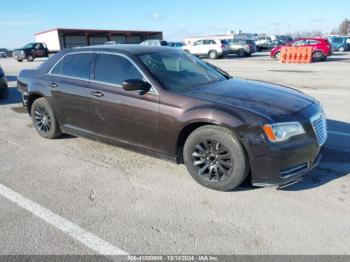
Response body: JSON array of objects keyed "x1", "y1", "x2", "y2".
[{"x1": 221, "y1": 44, "x2": 225, "y2": 49}]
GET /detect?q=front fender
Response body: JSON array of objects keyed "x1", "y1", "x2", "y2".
[
  {"x1": 179, "y1": 107, "x2": 245, "y2": 131},
  {"x1": 179, "y1": 104, "x2": 267, "y2": 132},
  {"x1": 172, "y1": 106, "x2": 268, "y2": 163}
]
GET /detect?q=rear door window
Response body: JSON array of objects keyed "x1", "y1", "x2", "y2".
[
  {"x1": 194, "y1": 40, "x2": 203, "y2": 46},
  {"x1": 307, "y1": 40, "x2": 320, "y2": 45},
  {"x1": 293, "y1": 40, "x2": 306, "y2": 46},
  {"x1": 94, "y1": 54, "x2": 143, "y2": 86},
  {"x1": 51, "y1": 59, "x2": 63, "y2": 75},
  {"x1": 60, "y1": 53, "x2": 94, "y2": 79}
]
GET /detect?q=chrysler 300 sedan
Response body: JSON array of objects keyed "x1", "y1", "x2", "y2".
[{"x1": 17, "y1": 45, "x2": 327, "y2": 191}]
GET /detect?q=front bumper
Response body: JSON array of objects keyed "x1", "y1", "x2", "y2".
[
  {"x1": 251, "y1": 143, "x2": 322, "y2": 187},
  {"x1": 242, "y1": 103, "x2": 325, "y2": 187},
  {"x1": 14, "y1": 53, "x2": 25, "y2": 60}
]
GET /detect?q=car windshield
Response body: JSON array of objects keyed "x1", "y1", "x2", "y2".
[
  {"x1": 138, "y1": 51, "x2": 226, "y2": 92},
  {"x1": 23, "y1": 43, "x2": 35, "y2": 49}
]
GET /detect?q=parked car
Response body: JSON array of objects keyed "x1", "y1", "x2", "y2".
[
  {"x1": 271, "y1": 38, "x2": 332, "y2": 61},
  {"x1": 0, "y1": 48, "x2": 11, "y2": 57},
  {"x1": 104, "y1": 41, "x2": 117, "y2": 45},
  {"x1": 271, "y1": 40, "x2": 285, "y2": 48},
  {"x1": 17, "y1": 45, "x2": 327, "y2": 191},
  {"x1": 140, "y1": 40, "x2": 169, "y2": 46},
  {"x1": 0, "y1": 65, "x2": 8, "y2": 100},
  {"x1": 13, "y1": 42, "x2": 49, "y2": 62},
  {"x1": 227, "y1": 39, "x2": 256, "y2": 57},
  {"x1": 255, "y1": 36, "x2": 273, "y2": 51},
  {"x1": 183, "y1": 39, "x2": 230, "y2": 59},
  {"x1": 325, "y1": 36, "x2": 349, "y2": 52},
  {"x1": 272, "y1": 35, "x2": 293, "y2": 45},
  {"x1": 169, "y1": 42, "x2": 185, "y2": 48}
]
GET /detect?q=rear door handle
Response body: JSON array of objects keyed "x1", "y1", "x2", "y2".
[
  {"x1": 91, "y1": 91, "x2": 104, "y2": 97},
  {"x1": 48, "y1": 82, "x2": 58, "y2": 88}
]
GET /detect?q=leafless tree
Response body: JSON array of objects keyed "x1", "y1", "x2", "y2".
[
  {"x1": 338, "y1": 19, "x2": 350, "y2": 35},
  {"x1": 291, "y1": 30, "x2": 323, "y2": 38}
]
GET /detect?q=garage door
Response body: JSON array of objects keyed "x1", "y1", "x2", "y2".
[
  {"x1": 89, "y1": 36, "x2": 108, "y2": 46},
  {"x1": 64, "y1": 35, "x2": 87, "y2": 48}
]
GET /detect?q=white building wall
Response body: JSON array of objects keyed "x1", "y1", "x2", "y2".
[{"x1": 35, "y1": 30, "x2": 61, "y2": 52}]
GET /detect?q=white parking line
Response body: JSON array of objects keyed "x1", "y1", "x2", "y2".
[
  {"x1": 303, "y1": 90, "x2": 350, "y2": 96},
  {"x1": 0, "y1": 183, "x2": 128, "y2": 256},
  {"x1": 328, "y1": 131, "x2": 350, "y2": 137}
]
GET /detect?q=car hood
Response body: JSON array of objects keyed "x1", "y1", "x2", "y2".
[
  {"x1": 178, "y1": 78, "x2": 314, "y2": 118},
  {"x1": 14, "y1": 48, "x2": 30, "y2": 52}
]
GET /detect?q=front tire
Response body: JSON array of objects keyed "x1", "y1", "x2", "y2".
[
  {"x1": 274, "y1": 51, "x2": 281, "y2": 60},
  {"x1": 31, "y1": 97, "x2": 61, "y2": 139},
  {"x1": 183, "y1": 126, "x2": 249, "y2": 191},
  {"x1": 26, "y1": 54, "x2": 34, "y2": 62},
  {"x1": 338, "y1": 47, "x2": 345, "y2": 52}
]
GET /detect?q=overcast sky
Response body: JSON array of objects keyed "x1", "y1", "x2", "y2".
[{"x1": 1, "y1": 0, "x2": 349, "y2": 48}]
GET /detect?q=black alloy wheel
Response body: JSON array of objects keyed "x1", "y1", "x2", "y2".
[
  {"x1": 192, "y1": 139, "x2": 233, "y2": 182},
  {"x1": 183, "y1": 125, "x2": 249, "y2": 191},
  {"x1": 31, "y1": 97, "x2": 62, "y2": 139},
  {"x1": 33, "y1": 106, "x2": 52, "y2": 133}
]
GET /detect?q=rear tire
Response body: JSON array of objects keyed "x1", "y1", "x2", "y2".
[
  {"x1": 0, "y1": 84, "x2": 8, "y2": 100},
  {"x1": 31, "y1": 97, "x2": 61, "y2": 139},
  {"x1": 238, "y1": 49, "x2": 246, "y2": 57},
  {"x1": 17, "y1": 59, "x2": 23, "y2": 62},
  {"x1": 183, "y1": 125, "x2": 249, "y2": 191},
  {"x1": 312, "y1": 51, "x2": 324, "y2": 62},
  {"x1": 208, "y1": 50, "x2": 218, "y2": 59}
]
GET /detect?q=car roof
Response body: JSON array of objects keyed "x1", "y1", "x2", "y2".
[
  {"x1": 74, "y1": 44, "x2": 177, "y2": 55},
  {"x1": 295, "y1": 37, "x2": 327, "y2": 41},
  {"x1": 38, "y1": 44, "x2": 181, "y2": 74}
]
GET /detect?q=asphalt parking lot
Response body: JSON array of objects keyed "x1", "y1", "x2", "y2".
[{"x1": 0, "y1": 52, "x2": 349, "y2": 256}]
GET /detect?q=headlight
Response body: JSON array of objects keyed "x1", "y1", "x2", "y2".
[{"x1": 263, "y1": 122, "x2": 305, "y2": 142}]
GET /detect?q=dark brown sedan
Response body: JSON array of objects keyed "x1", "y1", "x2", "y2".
[{"x1": 17, "y1": 45, "x2": 327, "y2": 191}]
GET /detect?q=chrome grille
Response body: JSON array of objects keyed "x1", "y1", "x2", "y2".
[{"x1": 311, "y1": 112, "x2": 327, "y2": 146}]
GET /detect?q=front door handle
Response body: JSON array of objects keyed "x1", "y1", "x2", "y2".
[
  {"x1": 91, "y1": 91, "x2": 104, "y2": 97},
  {"x1": 48, "y1": 82, "x2": 58, "y2": 88}
]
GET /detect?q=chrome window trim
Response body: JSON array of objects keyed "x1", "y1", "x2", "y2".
[{"x1": 47, "y1": 51, "x2": 159, "y2": 95}]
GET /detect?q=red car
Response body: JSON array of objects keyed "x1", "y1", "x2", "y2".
[{"x1": 271, "y1": 38, "x2": 332, "y2": 61}]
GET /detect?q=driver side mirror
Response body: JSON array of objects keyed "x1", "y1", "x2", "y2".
[{"x1": 122, "y1": 79, "x2": 152, "y2": 95}]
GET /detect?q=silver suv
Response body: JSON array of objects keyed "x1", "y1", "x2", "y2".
[
  {"x1": 183, "y1": 39, "x2": 230, "y2": 59},
  {"x1": 227, "y1": 39, "x2": 256, "y2": 57},
  {"x1": 140, "y1": 40, "x2": 169, "y2": 46}
]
